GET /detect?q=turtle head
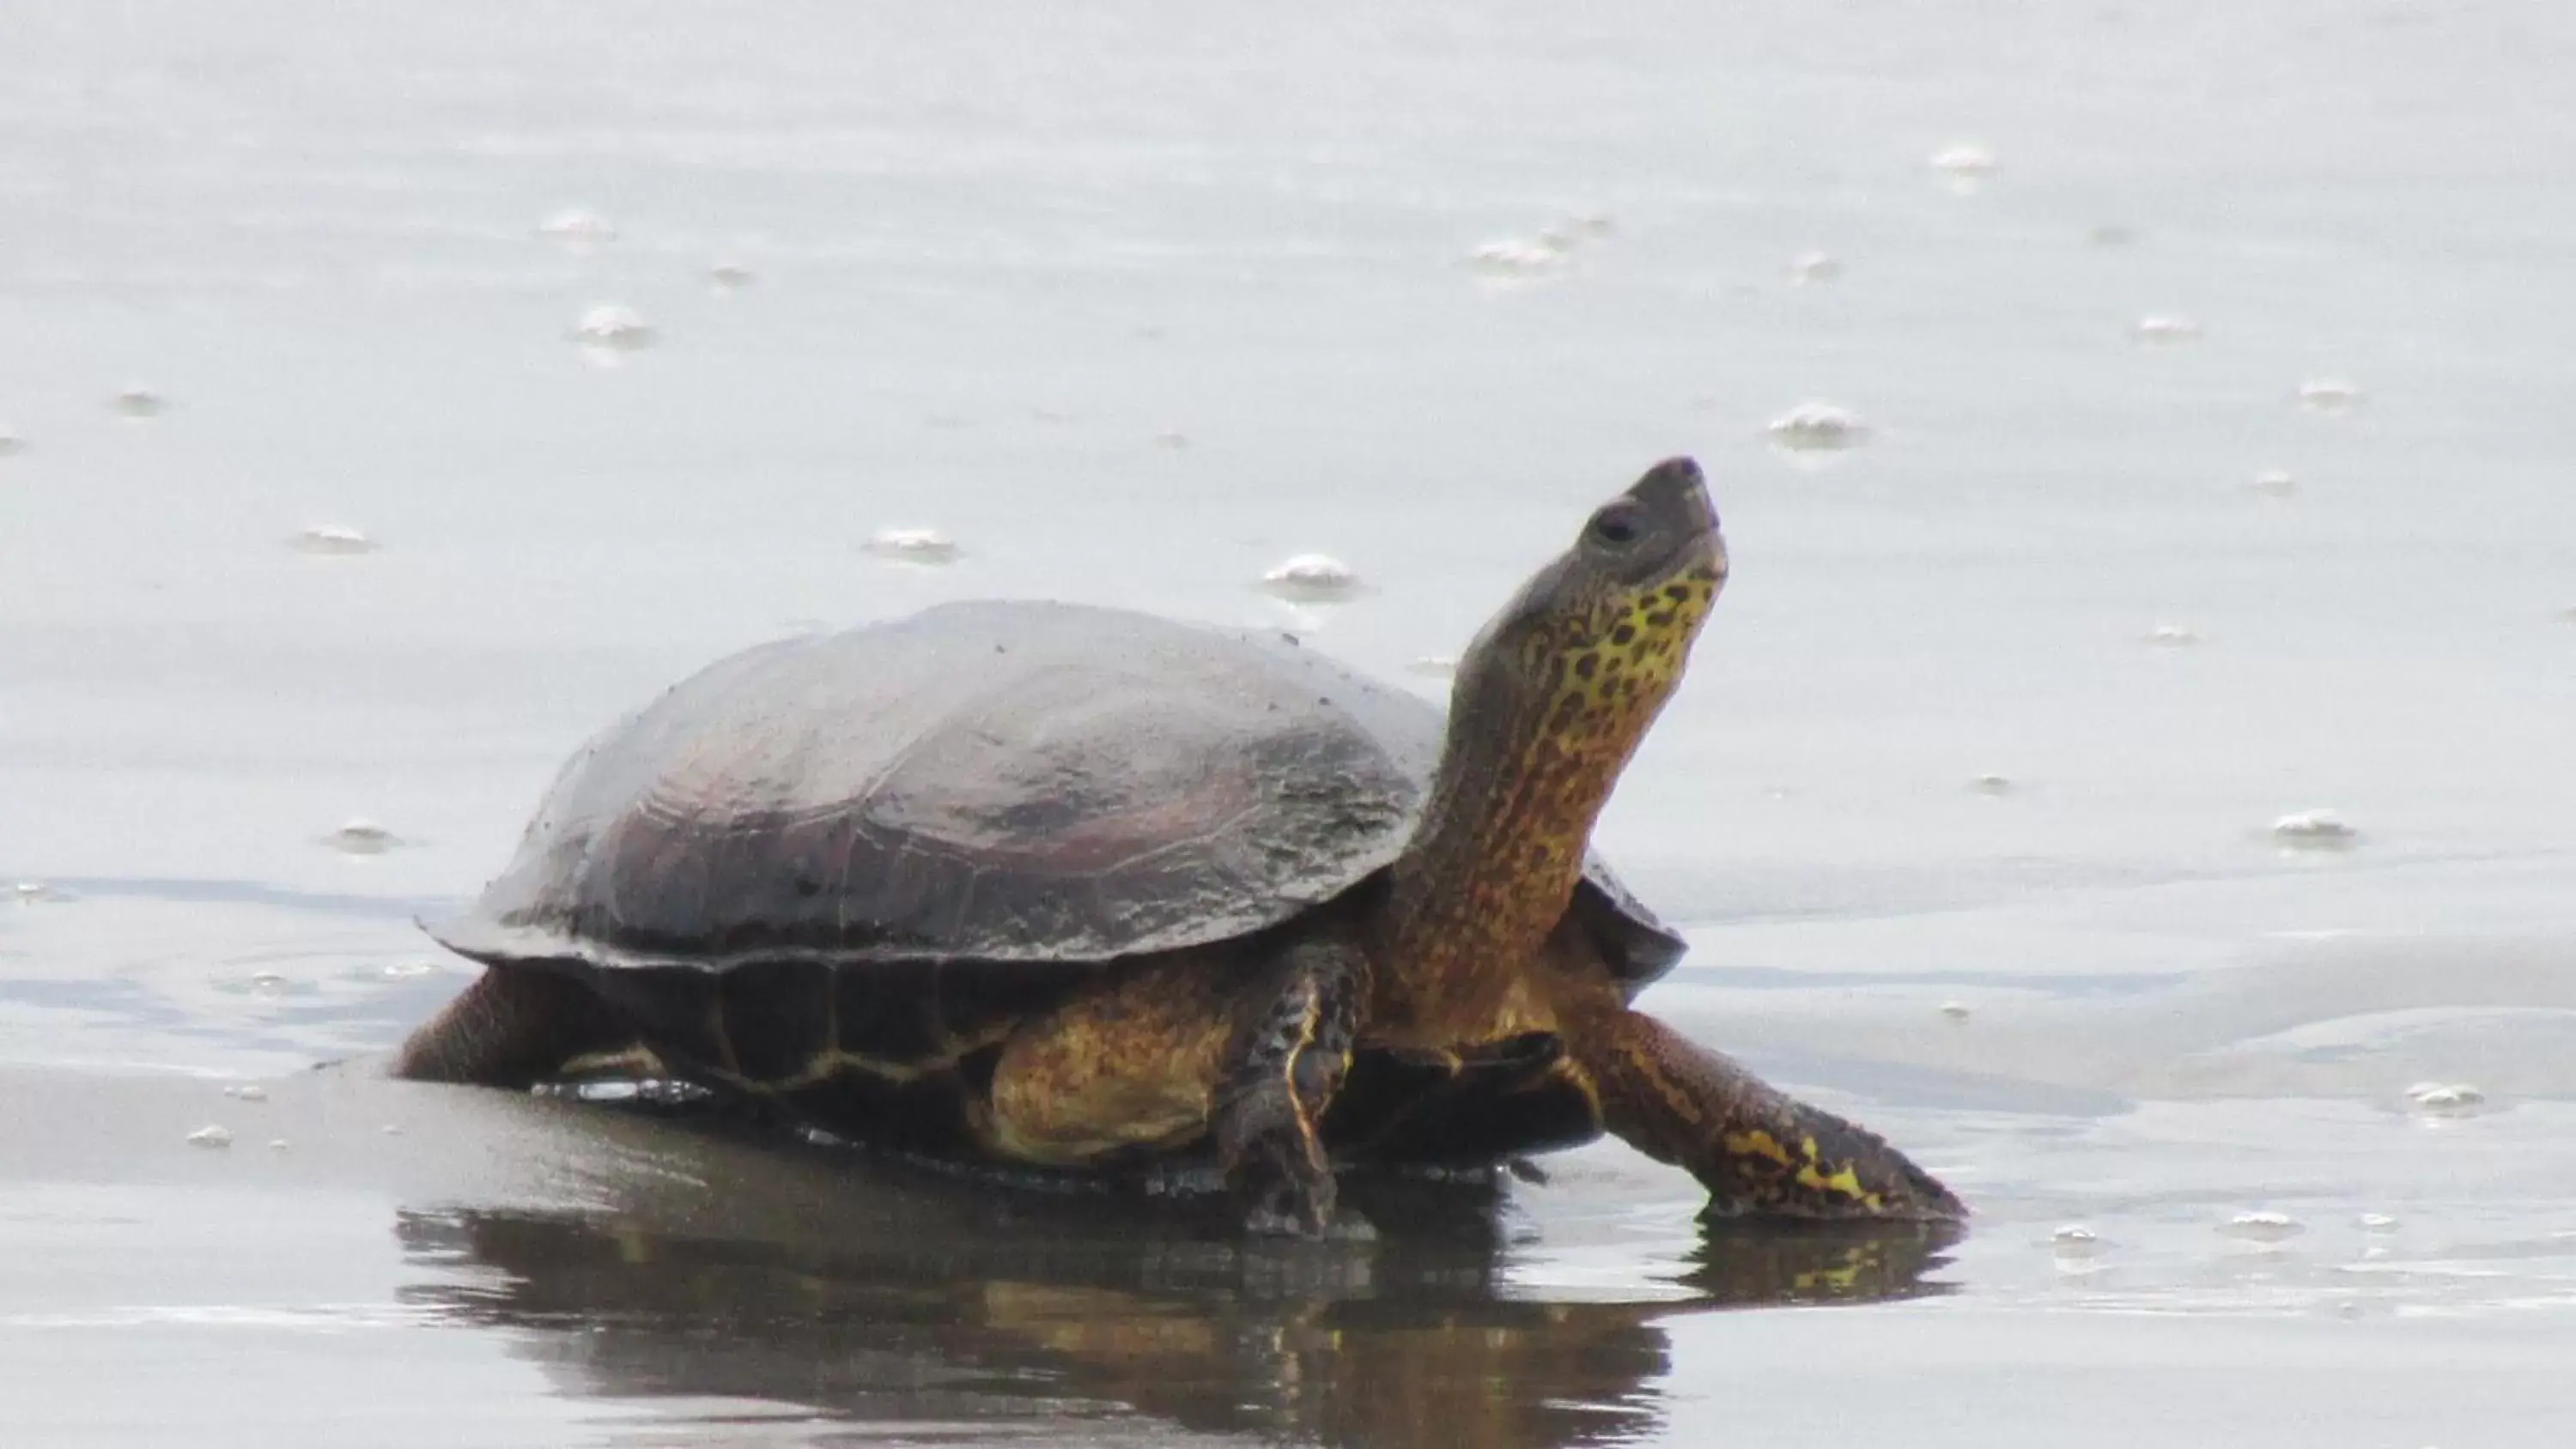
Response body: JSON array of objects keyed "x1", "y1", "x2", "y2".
[
  {"x1": 1381, "y1": 458, "x2": 1725, "y2": 1007},
  {"x1": 1449, "y1": 456, "x2": 1728, "y2": 754}
]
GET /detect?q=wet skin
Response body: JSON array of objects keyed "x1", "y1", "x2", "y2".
[{"x1": 397, "y1": 457, "x2": 1965, "y2": 1234}]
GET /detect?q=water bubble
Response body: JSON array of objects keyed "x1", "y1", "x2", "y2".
[
  {"x1": 381, "y1": 960, "x2": 441, "y2": 979},
  {"x1": 708, "y1": 259, "x2": 754, "y2": 290},
  {"x1": 1406, "y1": 656, "x2": 1459, "y2": 681},
  {"x1": 861, "y1": 527, "x2": 961, "y2": 565},
  {"x1": 1788, "y1": 250, "x2": 1842, "y2": 284},
  {"x1": 292, "y1": 524, "x2": 377, "y2": 555},
  {"x1": 2144, "y1": 624, "x2": 2201, "y2": 647},
  {"x1": 2249, "y1": 470, "x2": 2298, "y2": 498},
  {"x1": 1261, "y1": 554, "x2": 1365, "y2": 603},
  {"x1": 2221, "y1": 1210, "x2": 2306, "y2": 1244},
  {"x1": 572, "y1": 303, "x2": 655, "y2": 352},
  {"x1": 1467, "y1": 235, "x2": 1573, "y2": 282},
  {"x1": 246, "y1": 971, "x2": 289, "y2": 994},
  {"x1": 2050, "y1": 1225, "x2": 2105, "y2": 1261},
  {"x1": 2403, "y1": 1081, "x2": 2487, "y2": 1117},
  {"x1": 324, "y1": 817, "x2": 400, "y2": 855},
  {"x1": 1970, "y1": 773, "x2": 2014, "y2": 796},
  {"x1": 2132, "y1": 316, "x2": 2202, "y2": 345},
  {"x1": 2271, "y1": 809, "x2": 2358, "y2": 848},
  {"x1": 222, "y1": 1083, "x2": 268, "y2": 1102},
  {"x1": 1938, "y1": 1001, "x2": 1972, "y2": 1022},
  {"x1": 1151, "y1": 430, "x2": 1191, "y2": 451},
  {"x1": 537, "y1": 208, "x2": 616, "y2": 246},
  {"x1": 1929, "y1": 143, "x2": 1996, "y2": 191},
  {"x1": 0, "y1": 425, "x2": 22, "y2": 456},
  {"x1": 267, "y1": 1138, "x2": 291, "y2": 1151},
  {"x1": 1766, "y1": 401, "x2": 1870, "y2": 454},
  {"x1": 14, "y1": 881, "x2": 65, "y2": 905},
  {"x1": 2087, "y1": 224, "x2": 2142, "y2": 247},
  {"x1": 186, "y1": 1125, "x2": 234, "y2": 1149},
  {"x1": 381, "y1": 1124, "x2": 403, "y2": 1136},
  {"x1": 2297, "y1": 378, "x2": 2359, "y2": 413},
  {"x1": 2359, "y1": 1213, "x2": 2400, "y2": 1233},
  {"x1": 112, "y1": 386, "x2": 166, "y2": 419}
]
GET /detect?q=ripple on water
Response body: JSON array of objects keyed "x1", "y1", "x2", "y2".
[
  {"x1": 2221, "y1": 1210, "x2": 2306, "y2": 1245},
  {"x1": 322, "y1": 818, "x2": 403, "y2": 855},
  {"x1": 0, "y1": 425, "x2": 22, "y2": 455},
  {"x1": 1789, "y1": 250, "x2": 1841, "y2": 284},
  {"x1": 2132, "y1": 316, "x2": 2202, "y2": 345},
  {"x1": 572, "y1": 303, "x2": 655, "y2": 353},
  {"x1": 862, "y1": 527, "x2": 962, "y2": 565},
  {"x1": 292, "y1": 524, "x2": 377, "y2": 555},
  {"x1": 2249, "y1": 469, "x2": 2298, "y2": 498},
  {"x1": 708, "y1": 258, "x2": 754, "y2": 290},
  {"x1": 2297, "y1": 377, "x2": 2359, "y2": 412},
  {"x1": 1465, "y1": 217, "x2": 1609, "y2": 284},
  {"x1": 185, "y1": 1125, "x2": 233, "y2": 1149},
  {"x1": 2272, "y1": 809, "x2": 2359, "y2": 849},
  {"x1": 1259, "y1": 554, "x2": 1365, "y2": 603},
  {"x1": 2144, "y1": 623, "x2": 2201, "y2": 647},
  {"x1": 2050, "y1": 1225, "x2": 2106, "y2": 1269},
  {"x1": 2403, "y1": 1081, "x2": 2488, "y2": 1118},
  {"x1": 537, "y1": 207, "x2": 616, "y2": 246},
  {"x1": 1766, "y1": 401, "x2": 1869, "y2": 456},
  {"x1": 1929, "y1": 142, "x2": 1996, "y2": 191},
  {"x1": 111, "y1": 386, "x2": 165, "y2": 418}
]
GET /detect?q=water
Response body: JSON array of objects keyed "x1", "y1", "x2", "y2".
[{"x1": 6, "y1": 0, "x2": 2576, "y2": 1444}]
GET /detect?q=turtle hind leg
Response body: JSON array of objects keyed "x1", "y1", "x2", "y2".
[
  {"x1": 1212, "y1": 935, "x2": 1365, "y2": 1237},
  {"x1": 1564, "y1": 1001, "x2": 1965, "y2": 1222},
  {"x1": 392, "y1": 967, "x2": 633, "y2": 1088},
  {"x1": 980, "y1": 935, "x2": 1366, "y2": 1239}
]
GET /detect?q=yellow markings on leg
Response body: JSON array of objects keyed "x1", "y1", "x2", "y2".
[{"x1": 1719, "y1": 1128, "x2": 1885, "y2": 1210}]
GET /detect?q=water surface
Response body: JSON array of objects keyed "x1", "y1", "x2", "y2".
[{"x1": 6, "y1": 1, "x2": 2575, "y2": 1444}]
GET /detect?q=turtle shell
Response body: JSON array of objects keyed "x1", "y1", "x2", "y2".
[{"x1": 431, "y1": 600, "x2": 1686, "y2": 990}]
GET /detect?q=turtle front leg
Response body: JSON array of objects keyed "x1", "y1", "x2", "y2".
[
  {"x1": 1211, "y1": 936, "x2": 1365, "y2": 1237},
  {"x1": 1563, "y1": 1001, "x2": 1965, "y2": 1222}
]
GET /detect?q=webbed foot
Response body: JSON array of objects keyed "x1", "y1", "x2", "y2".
[{"x1": 1574, "y1": 1004, "x2": 1965, "y2": 1222}]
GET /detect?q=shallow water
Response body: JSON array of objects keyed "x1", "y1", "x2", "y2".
[{"x1": 6, "y1": 1, "x2": 2576, "y2": 1444}]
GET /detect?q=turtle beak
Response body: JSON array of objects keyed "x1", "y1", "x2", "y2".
[
  {"x1": 1627, "y1": 456, "x2": 1727, "y2": 585},
  {"x1": 1627, "y1": 456, "x2": 1717, "y2": 535}
]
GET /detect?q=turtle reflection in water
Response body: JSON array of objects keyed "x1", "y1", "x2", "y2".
[
  {"x1": 397, "y1": 458, "x2": 1963, "y2": 1234},
  {"x1": 398, "y1": 1173, "x2": 1959, "y2": 1449}
]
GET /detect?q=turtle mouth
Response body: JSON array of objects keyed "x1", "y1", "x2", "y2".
[{"x1": 1612, "y1": 457, "x2": 1728, "y2": 592}]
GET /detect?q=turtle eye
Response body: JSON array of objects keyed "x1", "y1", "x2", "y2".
[{"x1": 1589, "y1": 502, "x2": 1643, "y2": 548}]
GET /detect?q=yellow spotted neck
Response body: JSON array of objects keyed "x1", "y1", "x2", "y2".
[{"x1": 1373, "y1": 567, "x2": 1720, "y2": 1037}]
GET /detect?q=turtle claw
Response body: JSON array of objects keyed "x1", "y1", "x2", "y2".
[{"x1": 1215, "y1": 935, "x2": 1363, "y2": 1240}]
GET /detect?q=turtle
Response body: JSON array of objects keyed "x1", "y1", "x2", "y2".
[{"x1": 395, "y1": 456, "x2": 1964, "y2": 1234}]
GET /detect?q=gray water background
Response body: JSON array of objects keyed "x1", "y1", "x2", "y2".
[{"x1": 4, "y1": 1, "x2": 2575, "y2": 1445}]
